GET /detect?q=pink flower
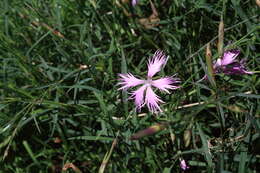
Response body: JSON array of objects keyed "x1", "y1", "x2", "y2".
[
  {"x1": 118, "y1": 50, "x2": 180, "y2": 113},
  {"x1": 180, "y1": 159, "x2": 189, "y2": 171},
  {"x1": 132, "y1": 0, "x2": 139, "y2": 6},
  {"x1": 200, "y1": 50, "x2": 253, "y2": 81},
  {"x1": 214, "y1": 50, "x2": 253, "y2": 75}
]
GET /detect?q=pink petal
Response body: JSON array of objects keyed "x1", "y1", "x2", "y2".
[
  {"x1": 180, "y1": 159, "x2": 189, "y2": 170},
  {"x1": 130, "y1": 85, "x2": 147, "y2": 111},
  {"x1": 118, "y1": 73, "x2": 145, "y2": 90},
  {"x1": 243, "y1": 70, "x2": 253, "y2": 74},
  {"x1": 215, "y1": 58, "x2": 253, "y2": 75},
  {"x1": 131, "y1": 0, "x2": 138, "y2": 6},
  {"x1": 215, "y1": 50, "x2": 240, "y2": 67},
  {"x1": 214, "y1": 58, "x2": 222, "y2": 68},
  {"x1": 222, "y1": 62, "x2": 253, "y2": 75},
  {"x1": 147, "y1": 50, "x2": 168, "y2": 78},
  {"x1": 151, "y1": 77, "x2": 180, "y2": 93},
  {"x1": 145, "y1": 86, "x2": 164, "y2": 113}
]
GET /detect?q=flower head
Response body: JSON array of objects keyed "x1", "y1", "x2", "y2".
[
  {"x1": 200, "y1": 50, "x2": 253, "y2": 81},
  {"x1": 180, "y1": 159, "x2": 189, "y2": 171},
  {"x1": 131, "y1": 0, "x2": 139, "y2": 6},
  {"x1": 214, "y1": 50, "x2": 253, "y2": 75},
  {"x1": 118, "y1": 50, "x2": 180, "y2": 113}
]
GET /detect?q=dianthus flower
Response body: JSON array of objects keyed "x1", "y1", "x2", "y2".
[
  {"x1": 118, "y1": 50, "x2": 180, "y2": 113},
  {"x1": 213, "y1": 50, "x2": 253, "y2": 75},
  {"x1": 200, "y1": 50, "x2": 253, "y2": 81}
]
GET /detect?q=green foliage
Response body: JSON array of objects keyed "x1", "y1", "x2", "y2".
[{"x1": 0, "y1": 0, "x2": 259, "y2": 172}]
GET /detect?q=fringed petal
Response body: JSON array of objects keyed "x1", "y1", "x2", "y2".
[
  {"x1": 118, "y1": 73, "x2": 145, "y2": 90},
  {"x1": 130, "y1": 85, "x2": 147, "y2": 111},
  {"x1": 147, "y1": 50, "x2": 168, "y2": 78},
  {"x1": 145, "y1": 86, "x2": 164, "y2": 113},
  {"x1": 152, "y1": 76, "x2": 180, "y2": 93},
  {"x1": 221, "y1": 50, "x2": 240, "y2": 66}
]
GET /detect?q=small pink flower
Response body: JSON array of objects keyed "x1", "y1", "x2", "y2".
[
  {"x1": 214, "y1": 50, "x2": 253, "y2": 75},
  {"x1": 131, "y1": 0, "x2": 139, "y2": 6},
  {"x1": 180, "y1": 159, "x2": 189, "y2": 171},
  {"x1": 118, "y1": 50, "x2": 180, "y2": 113},
  {"x1": 200, "y1": 49, "x2": 253, "y2": 81}
]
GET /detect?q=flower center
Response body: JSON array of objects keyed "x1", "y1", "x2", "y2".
[{"x1": 145, "y1": 78, "x2": 153, "y2": 86}]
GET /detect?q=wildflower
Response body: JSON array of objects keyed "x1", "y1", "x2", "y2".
[
  {"x1": 118, "y1": 50, "x2": 180, "y2": 113},
  {"x1": 132, "y1": 0, "x2": 138, "y2": 6},
  {"x1": 213, "y1": 50, "x2": 253, "y2": 75},
  {"x1": 200, "y1": 50, "x2": 253, "y2": 81},
  {"x1": 180, "y1": 159, "x2": 189, "y2": 171}
]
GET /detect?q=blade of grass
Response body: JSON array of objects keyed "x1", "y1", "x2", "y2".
[
  {"x1": 22, "y1": 140, "x2": 40, "y2": 166},
  {"x1": 205, "y1": 43, "x2": 216, "y2": 88},
  {"x1": 218, "y1": 20, "x2": 224, "y2": 58},
  {"x1": 197, "y1": 123, "x2": 213, "y2": 170},
  {"x1": 94, "y1": 92, "x2": 108, "y2": 117},
  {"x1": 238, "y1": 151, "x2": 247, "y2": 173},
  {"x1": 217, "y1": 0, "x2": 226, "y2": 58},
  {"x1": 98, "y1": 132, "x2": 119, "y2": 173},
  {"x1": 217, "y1": 101, "x2": 225, "y2": 129},
  {"x1": 120, "y1": 48, "x2": 128, "y2": 116}
]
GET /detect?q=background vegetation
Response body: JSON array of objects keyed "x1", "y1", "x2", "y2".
[{"x1": 0, "y1": 0, "x2": 259, "y2": 172}]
